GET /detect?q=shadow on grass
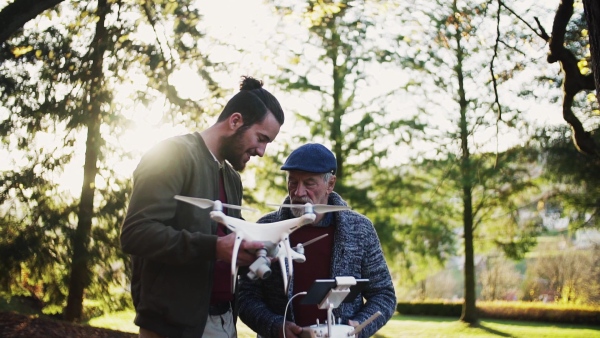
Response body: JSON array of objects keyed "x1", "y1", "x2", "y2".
[{"x1": 475, "y1": 322, "x2": 514, "y2": 337}]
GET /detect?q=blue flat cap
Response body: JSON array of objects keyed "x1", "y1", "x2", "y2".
[{"x1": 281, "y1": 143, "x2": 337, "y2": 174}]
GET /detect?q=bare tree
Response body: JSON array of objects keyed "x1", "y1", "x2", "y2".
[
  {"x1": 526, "y1": 241, "x2": 600, "y2": 304},
  {"x1": 479, "y1": 255, "x2": 521, "y2": 301}
]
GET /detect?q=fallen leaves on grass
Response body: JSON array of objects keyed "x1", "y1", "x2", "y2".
[{"x1": 0, "y1": 311, "x2": 137, "y2": 338}]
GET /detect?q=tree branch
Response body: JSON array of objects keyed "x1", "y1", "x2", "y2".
[
  {"x1": 0, "y1": 0, "x2": 64, "y2": 46},
  {"x1": 583, "y1": 0, "x2": 600, "y2": 108},
  {"x1": 548, "y1": 0, "x2": 600, "y2": 157},
  {"x1": 499, "y1": 0, "x2": 547, "y2": 40},
  {"x1": 490, "y1": 1, "x2": 502, "y2": 122},
  {"x1": 509, "y1": 0, "x2": 599, "y2": 158}
]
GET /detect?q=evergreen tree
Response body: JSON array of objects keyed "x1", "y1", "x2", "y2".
[
  {"x1": 266, "y1": 0, "x2": 422, "y2": 206},
  {"x1": 387, "y1": 0, "x2": 544, "y2": 324}
]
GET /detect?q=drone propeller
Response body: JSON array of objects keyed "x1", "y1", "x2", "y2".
[
  {"x1": 175, "y1": 195, "x2": 257, "y2": 212},
  {"x1": 267, "y1": 203, "x2": 351, "y2": 213}
]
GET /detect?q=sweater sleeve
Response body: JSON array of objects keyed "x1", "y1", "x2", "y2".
[
  {"x1": 238, "y1": 276, "x2": 288, "y2": 338},
  {"x1": 346, "y1": 216, "x2": 397, "y2": 337}
]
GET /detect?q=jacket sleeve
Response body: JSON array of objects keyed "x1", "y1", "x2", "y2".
[
  {"x1": 120, "y1": 139, "x2": 218, "y2": 265},
  {"x1": 238, "y1": 276, "x2": 288, "y2": 338},
  {"x1": 347, "y1": 217, "x2": 397, "y2": 337}
]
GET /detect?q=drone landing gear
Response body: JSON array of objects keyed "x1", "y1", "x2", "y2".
[{"x1": 299, "y1": 277, "x2": 381, "y2": 338}]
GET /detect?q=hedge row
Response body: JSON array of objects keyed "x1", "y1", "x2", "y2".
[{"x1": 396, "y1": 301, "x2": 600, "y2": 326}]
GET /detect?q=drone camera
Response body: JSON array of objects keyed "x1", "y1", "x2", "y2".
[{"x1": 247, "y1": 248, "x2": 272, "y2": 280}]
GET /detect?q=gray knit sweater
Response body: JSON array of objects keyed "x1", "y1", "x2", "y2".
[{"x1": 238, "y1": 192, "x2": 396, "y2": 337}]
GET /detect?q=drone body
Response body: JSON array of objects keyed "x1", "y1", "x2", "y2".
[
  {"x1": 173, "y1": 195, "x2": 349, "y2": 294},
  {"x1": 209, "y1": 208, "x2": 316, "y2": 293}
]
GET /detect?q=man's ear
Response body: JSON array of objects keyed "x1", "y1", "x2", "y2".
[
  {"x1": 229, "y1": 113, "x2": 243, "y2": 130},
  {"x1": 327, "y1": 175, "x2": 336, "y2": 193}
]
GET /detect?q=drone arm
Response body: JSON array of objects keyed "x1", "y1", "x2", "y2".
[
  {"x1": 298, "y1": 213, "x2": 316, "y2": 226},
  {"x1": 230, "y1": 234, "x2": 243, "y2": 293},
  {"x1": 278, "y1": 255, "x2": 288, "y2": 295},
  {"x1": 210, "y1": 211, "x2": 230, "y2": 230},
  {"x1": 281, "y1": 235, "x2": 294, "y2": 294},
  {"x1": 274, "y1": 242, "x2": 306, "y2": 263},
  {"x1": 290, "y1": 247, "x2": 306, "y2": 263}
]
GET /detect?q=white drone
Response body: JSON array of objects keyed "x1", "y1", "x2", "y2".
[{"x1": 174, "y1": 195, "x2": 350, "y2": 293}]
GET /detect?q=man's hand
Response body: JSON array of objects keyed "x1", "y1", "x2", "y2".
[
  {"x1": 279, "y1": 321, "x2": 303, "y2": 338},
  {"x1": 216, "y1": 231, "x2": 264, "y2": 266},
  {"x1": 348, "y1": 320, "x2": 360, "y2": 338}
]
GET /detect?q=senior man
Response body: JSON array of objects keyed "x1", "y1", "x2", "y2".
[{"x1": 238, "y1": 143, "x2": 396, "y2": 338}]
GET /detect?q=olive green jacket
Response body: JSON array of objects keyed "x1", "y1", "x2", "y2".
[{"x1": 120, "y1": 132, "x2": 242, "y2": 338}]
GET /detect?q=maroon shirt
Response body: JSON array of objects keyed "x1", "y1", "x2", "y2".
[
  {"x1": 290, "y1": 223, "x2": 336, "y2": 327},
  {"x1": 210, "y1": 168, "x2": 234, "y2": 304}
]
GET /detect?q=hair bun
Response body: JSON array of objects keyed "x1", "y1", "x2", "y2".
[{"x1": 239, "y1": 76, "x2": 264, "y2": 90}]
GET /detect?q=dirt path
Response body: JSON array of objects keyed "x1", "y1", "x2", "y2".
[{"x1": 0, "y1": 311, "x2": 137, "y2": 338}]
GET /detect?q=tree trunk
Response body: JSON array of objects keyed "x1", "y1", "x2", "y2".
[
  {"x1": 583, "y1": 0, "x2": 600, "y2": 107},
  {"x1": 544, "y1": 0, "x2": 599, "y2": 157},
  {"x1": 331, "y1": 39, "x2": 345, "y2": 191},
  {"x1": 461, "y1": 184, "x2": 477, "y2": 324},
  {"x1": 454, "y1": 0, "x2": 477, "y2": 324},
  {"x1": 63, "y1": 0, "x2": 108, "y2": 322}
]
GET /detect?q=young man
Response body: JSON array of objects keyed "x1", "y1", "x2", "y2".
[
  {"x1": 120, "y1": 76, "x2": 285, "y2": 338},
  {"x1": 238, "y1": 143, "x2": 396, "y2": 338}
]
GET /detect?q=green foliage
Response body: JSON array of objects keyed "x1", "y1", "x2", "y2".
[
  {"x1": 382, "y1": 3, "x2": 553, "y2": 322},
  {"x1": 242, "y1": 142, "x2": 293, "y2": 219},
  {"x1": 532, "y1": 126, "x2": 600, "y2": 230},
  {"x1": 266, "y1": 0, "x2": 428, "y2": 283},
  {"x1": 0, "y1": 145, "x2": 78, "y2": 305},
  {"x1": 374, "y1": 145, "x2": 544, "y2": 287},
  {"x1": 263, "y1": 2, "x2": 551, "y2": 300},
  {"x1": 369, "y1": 160, "x2": 458, "y2": 282},
  {"x1": 270, "y1": 0, "x2": 423, "y2": 197},
  {"x1": 0, "y1": 0, "x2": 224, "y2": 319}
]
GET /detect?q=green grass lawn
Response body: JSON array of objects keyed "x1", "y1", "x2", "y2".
[
  {"x1": 89, "y1": 310, "x2": 600, "y2": 338},
  {"x1": 369, "y1": 315, "x2": 600, "y2": 338},
  {"x1": 86, "y1": 310, "x2": 139, "y2": 334}
]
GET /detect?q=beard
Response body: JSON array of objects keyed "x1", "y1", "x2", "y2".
[
  {"x1": 220, "y1": 129, "x2": 248, "y2": 171},
  {"x1": 290, "y1": 196, "x2": 312, "y2": 218}
]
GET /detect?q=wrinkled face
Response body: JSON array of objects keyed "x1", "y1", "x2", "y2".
[
  {"x1": 220, "y1": 112, "x2": 280, "y2": 171},
  {"x1": 287, "y1": 170, "x2": 335, "y2": 218}
]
